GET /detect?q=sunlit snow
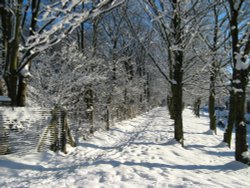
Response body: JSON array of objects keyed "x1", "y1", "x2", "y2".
[{"x1": 0, "y1": 107, "x2": 249, "y2": 188}]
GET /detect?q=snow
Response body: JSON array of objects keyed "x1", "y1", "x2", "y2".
[
  {"x1": 20, "y1": 64, "x2": 32, "y2": 78},
  {"x1": 233, "y1": 0, "x2": 241, "y2": 10},
  {"x1": 232, "y1": 87, "x2": 243, "y2": 93},
  {"x1": 8, "y1": 9, "x2": 16, "y2": 43},
  {"x1": 231, "y1": 26, "x2": 236, "y2": 30},
  {"x1": 239, "y1": 121, "x2": 246, "y2": 127},
  {"x1": 1, "y1": 107, "x2": 41, "y2": 123},
  {"x1": 242, "y1": 151, "x2": 250, "y2": 160},
  {"x1": 232, "y1": 79, "x2": 241, "y2": 84},
  {"x1": 235, "y1": 53, "x2": 250, "y2": 70},
  {"x1": 170, "y1": 79, "x2": 177, "y2": 85},
  {"x1": 1, "y1": 107, "x2": 250, "y2": 188}
]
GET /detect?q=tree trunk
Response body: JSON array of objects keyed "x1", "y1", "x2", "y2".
[
  {"x1": 16, "y1": 0, "x2": 40, "y2": 107},
  {"x1": 226, "y1": 0, "x2": 249, "y2": 164},
  {"x1": 4, "y1": 25, "x2": 19, "y2": 106},
  {"x1": 80, "y1": 2, "x2": 85, "y2": 52},
  {"x1": 84, "y1": 87, "x2": 94, "y2": 134},
  {"x1": 124, "y1": 88, "x2": 128, "y2": 119},
  {"x1": 247, "y1": 101, "x2": 250, "y2": 114},
  {"x1": 5, "y1": 59, "x2": 18, "y2": 106},
  {"x1": 105, "y1": 96, "x2": 111, "y2": 131},
  {"x1": 172, "y1": 82, "x2": 184, "y2": 146},
  {"x1": 17, "y1": 75, "x2": 27, "y2": 106},
  {"x1": 223, "y1": 90, "x2": 235, "y2": 148},
  {"x1": 145, "y1": 72, "x2": 150, "y2": 111},
  {"x1": 171, "y1": 0, "x2": 184, "y2": 146},
  {"x1": 208, "y1": 4, "x2": 219, "y2": 135},
  {"x1": 224, "y1": 0, "x2": 239, "y2": 148},
  {"x1": 0, "y1": 79, "x2": 4, "y2": 95},
  {"x1": 209, "y1": 77, "x2": 216, "y2": 134},
  {"x1": 193, "y1": 97, "x2": 201, "y2": 118},
  {"x1": 172, "y1": 49, "x2": 184, "y2": 146},
  {"x1": 167, "y1": 95, "x2": 175, "y2": 119},
  {"x1": 92, "y1": 16, "x2": 100, "y2": 57},
  {"x1": 234, "y1": 71, "x2": 249, "y2": 164},
  {"x1": 1, "y1": 0, "x2": 22, "y2": 106}
]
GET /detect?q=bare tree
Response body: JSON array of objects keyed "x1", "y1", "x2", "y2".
[
  {"x1": 223, "y1": 0, "x2": 250, "y2": 164},
  {"x1": 141, "y1": 0, "x2": 210, "y2": 146},
  {"x1": 195, "y1": 0, "x2": 229, "y2": 134}
]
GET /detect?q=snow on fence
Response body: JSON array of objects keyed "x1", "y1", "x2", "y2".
[{"x1": 0, "y1": 106, "x2": 76, "y2": 156}]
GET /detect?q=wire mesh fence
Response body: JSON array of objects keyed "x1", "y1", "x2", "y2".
[
  {"x1": 0, "y1": 107, "x2": 76, "y2": 156},
  {"x1": 0, "y1": 102, "x2": 147, "y2": 156}
]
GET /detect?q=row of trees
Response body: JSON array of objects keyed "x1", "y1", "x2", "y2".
[
  {"x1": 139, "y1": 0, "x2": 250, "y2": 164},
  {"x1": 0, "y1": 0, "x2": 249, "y2": 164},
  {"x1": 0, "y1": 0, "x2": 166, "y2": 132}
]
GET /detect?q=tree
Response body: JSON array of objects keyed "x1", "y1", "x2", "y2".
[
  {"x1": 195, "y1": 0, "x2": 229, "y2": 134},
  {"x1": 0, "y1": 0, "x2": 22, "y2": 106},
  {"x1": 223, "y1": 0, "x2": 250, "y2": 164},
  {"x1": 28, "y1": 1, "x2": 160, "y2": 133},
  {"x1": 0, "y1": 0, "x2": 125, "y2": 106},
  {"x1": 141, "y1": 0, "x2": 210, "y2": 146},
  {"x1": 97, "y1": 1, "x2": 160, "y2": 126}
]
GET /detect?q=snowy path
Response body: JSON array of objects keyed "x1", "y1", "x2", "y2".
[{"x1": 0, "y1": 107, "x2": 250, "y2": 188}]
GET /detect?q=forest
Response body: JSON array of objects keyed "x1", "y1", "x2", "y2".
[{"x1": 0, "y1": 0, "x2": 250, "y2": 173}]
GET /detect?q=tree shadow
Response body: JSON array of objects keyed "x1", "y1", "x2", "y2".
[
  {"x1": 1, "y1": 154, "x2": 247, "y2": 176},
  {"x1": 0, "y1": 159, "x2": 67, "y2": 172},
  {"x1": 89, "y1": 159, "x2": 248, "y2": 171},
  {"x1": 78, "y1": 142, "x2": 119, "y2": 150},
  {"x1": 185, "y1": 143, "x2": 234, "y2": 157}
]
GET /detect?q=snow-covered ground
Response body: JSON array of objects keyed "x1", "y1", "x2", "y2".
[{"x1": 0, "y1": 107, "x2": 249, "y2": 188}]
